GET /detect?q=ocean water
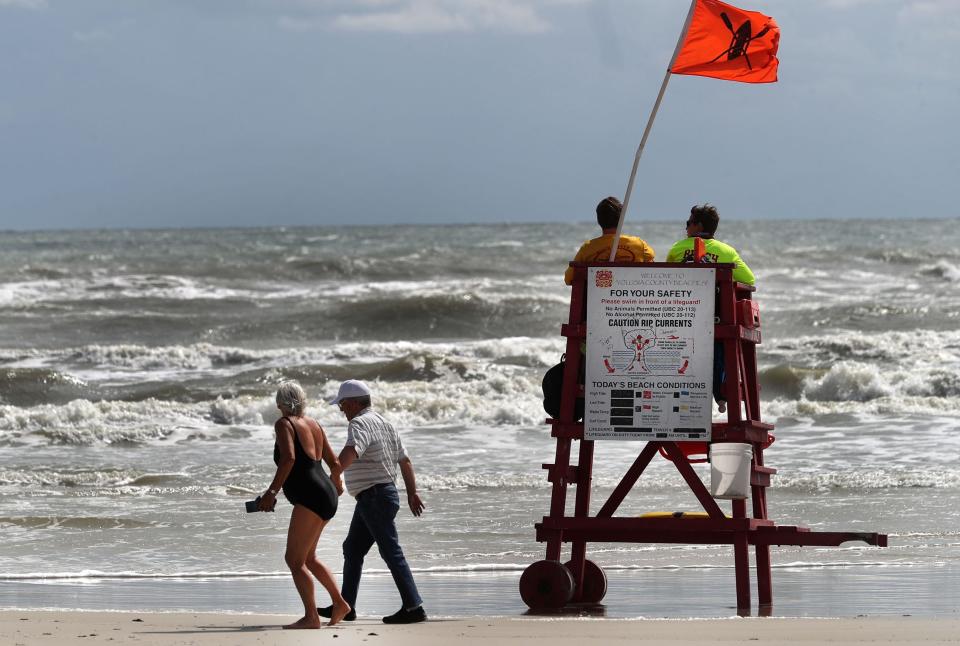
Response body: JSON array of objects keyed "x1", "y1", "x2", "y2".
[{"x1": 1, "y1": 220, "x2": 958, "y2": 617}]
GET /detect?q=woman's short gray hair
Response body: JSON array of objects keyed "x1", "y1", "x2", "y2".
[{"x1": 275, "y1": 381, "x2": 307, "y2": 416}]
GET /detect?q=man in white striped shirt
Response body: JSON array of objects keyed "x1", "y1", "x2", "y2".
[{"x1": 318, "y1": 379, "x2": 427, "y2": 625}]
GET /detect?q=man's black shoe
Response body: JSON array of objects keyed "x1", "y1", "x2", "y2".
[
  {"x1": 317, "y1": 605, "x2": 356, "y2": 621},
  {"x1": 382, "y1": 606, "x2": 427, "y2": 624}
]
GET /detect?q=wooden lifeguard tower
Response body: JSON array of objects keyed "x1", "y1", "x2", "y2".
[{"x1": 520, "y1": 261, "x2": 887, "y2": 615}]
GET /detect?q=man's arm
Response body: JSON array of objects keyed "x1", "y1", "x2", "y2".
[
  {"x1": 338, "y1": 420, "x2": 363, "y2": 473},
  {"x1": 732, "y1": 250, "x2": 755, "y2": 286},
  {"x1": 338, "y1": 445, "x2": 358, "y2": 471},
  {"x1": 564, "y1": 241, "x2": 589, "y2": 286},
  {"x1": 399, "y1": 456, "x2": 425, "y2": 517},
  {"x1": 643, "y1": 240, "x2": 656, "y2": 262}
]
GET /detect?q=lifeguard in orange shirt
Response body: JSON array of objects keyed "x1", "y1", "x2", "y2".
[{"x1": 563, "y1": 196, "x2": 655, "y2": 285}]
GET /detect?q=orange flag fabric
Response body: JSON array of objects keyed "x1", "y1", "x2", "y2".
[{"x1": 670, "y1": 0, "x2": 779, "y2": 84}]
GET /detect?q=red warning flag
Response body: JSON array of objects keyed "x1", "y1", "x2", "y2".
[{"x1": 670, "y1": 0, "x2": 779, "y2": 84}]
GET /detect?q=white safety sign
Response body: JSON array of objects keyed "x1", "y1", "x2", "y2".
[{"x1": 585, "y1": 266, "x2": 715, "y2": 441}]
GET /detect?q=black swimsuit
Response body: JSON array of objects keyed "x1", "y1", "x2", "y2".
[{"x1": 274, "y1": 417, "x2": 338, "y2": 521}]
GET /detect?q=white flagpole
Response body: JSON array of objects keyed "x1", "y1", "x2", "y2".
[{"x1": 608, "y1": 0, "x2": 698, "y2": 261}]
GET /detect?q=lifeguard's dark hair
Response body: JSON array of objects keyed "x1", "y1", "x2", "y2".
[
  {"x1": 596, "y1": 196, "x2": 623, "y2": 229},
  {"x1": 690, "y1": 203, "x2": 720, "y2": 235}
]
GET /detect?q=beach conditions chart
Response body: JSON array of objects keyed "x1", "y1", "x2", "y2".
[{"x1": 585, "y1": 266, "x2": 715, "y2": 441}]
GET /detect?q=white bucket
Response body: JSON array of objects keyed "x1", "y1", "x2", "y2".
[{"x1": 709, "y1": 443, "x2": 753, "y2": 499}]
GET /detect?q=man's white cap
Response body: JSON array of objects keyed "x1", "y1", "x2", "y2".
[{"x1": 329, "y1": 379, "x2": 372, "y2": 405}]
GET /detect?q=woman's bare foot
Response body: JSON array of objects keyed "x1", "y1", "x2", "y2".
[
  {"x1": 327, "y1": 600, "x2": 352, "y2": 627},
  {"x1": 283, "y1": 616, "x2": 321, "y2": 630}
]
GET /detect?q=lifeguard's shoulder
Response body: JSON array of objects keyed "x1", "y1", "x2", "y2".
[
  {"x1": 667, "y1": 237, "x2": 738, "y2": 256},
  {"x1": 706, "y1": 238, "x2": 739, "y2": 253},
  {"x1": 615, "y1": 234, "x2": 654, "y2": 254},
  {"x1": 666, "y1": 238, "x2": 692, "y2": 261}
]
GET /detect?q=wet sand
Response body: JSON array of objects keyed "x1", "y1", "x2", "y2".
[{"x1": 3, "y1": 611, "x2": 960, "y2": 645}]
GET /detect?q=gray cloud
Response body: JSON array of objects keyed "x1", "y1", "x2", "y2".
[
  {"x1": 278, "y1": 0, "x2": 582, "y2": 33},
  {"x1": 0, "y1": 0, "x2": 47, "y2": 9}
]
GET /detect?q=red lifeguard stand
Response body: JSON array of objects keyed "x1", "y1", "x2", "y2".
[{"x1": 520, "y1": 262, "x2": 887, "y2": 615}]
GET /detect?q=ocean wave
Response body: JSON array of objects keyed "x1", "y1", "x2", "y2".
[
  {"x1": 0, "y1": 560, "x2": 924, "y2": 582},
  {"x1": 864, "y1": 249, "x2": 939, "y2": 265},
  {"x1": 207, "y1": 396, "x2": 279, "y2": 426},
  {"x1": 0, "y1": 570, "x2": 280, "y2": 581},
  {"x1": 66, "y1": 343, "x2": 266, "y2": 370},
  {"x1": 0, "y1": 343, "x2": 282, "y2": 372},
  {"x1": 16, "y1": 461, "x2": 952, "y2": 494},
  {"x1": 262, "y1": 351, "x2": 483, "y2": 385},
  {"x1": 0, "y1": 467, "x2": 184, "y2": 487},
  {"x1": 918, "y1": 260, "x2": 960, "y2": 282},
  {"x1": 772, "y1": 469, "x2": 960, "y2": 491},
  {"x1": 476, "y1": 240, "x2": 524, "y2": 248},
  {"x1": 0, "y1": 275, "x2": 278, "y2": 308},
  {"x1": 766, "y1": 332, "x2": 904, "y2": 363},
  {"x1": 762, "y1": 394, "x2": 960, "y2": 417},
  {"x1": 281, "y1": 254, "x2": 522, "y2": 281},
  {"x1": 0, "y1": 379, "x2": 553, "y2": 444},
  {"x1": 758, "y1": 364, "x2": 808, "y2": 399},
  {"x1": 757, "y1": 357, "x2": 960, "y2": 413},
  {"x1": 2, "y1": 333, "x2": 957, "y2": 446},
  {"x1": 0, "y1": 368, "x2": 94, "y2": 406},
  {"x1": 317, "y1": 292, "x2": 565, "y2": 340},
  {"x1": 0, "y1": 399, "x2": 201, "y2": 444},
  {"x1": 0, "y1": 376, "x2": 548, "y2": 445},
  {"x1": 283, "y1": 255, "x2": 355, "y2": 278},
  {"x1": 766, "y1": 329, "x2": 960, "y2": 368},
  {"x1": 762, "y1": 330, "x2": 960, "y2": 401},
  {"x1": 417, "y1": 473, "x2": 551, "y2": 490},
  {"x1": 22, "y1": 332, "x2": 956, "y2": 411},
  {"x1": 2, "y1": 383, "x2": 958, "y2": 448},
  {"x1": 16, "y1": 264, "x2": 74, "y2": 280},
  {"x1": 373, "y1": 375, "x2": 548, "y2": 428},
  {"x1": 2, "y1": 338, "x2": 563, "y2": 373},
  {"x1": 803, "y1": 361, "x2": 893, "y2": 402},
  {"x1": 0, "y1": 516, "x2": 156, "y2": 530},
  {"x1": 415, "y1": 469, "x2": 749, "y2": 492},
  {"x1": 0, "y1": 270, "x2": 568, "y2": 310}
]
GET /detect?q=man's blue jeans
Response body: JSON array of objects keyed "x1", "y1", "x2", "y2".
[{"x1": 341, "y1": 482, "x2": 422, "y2": 611}]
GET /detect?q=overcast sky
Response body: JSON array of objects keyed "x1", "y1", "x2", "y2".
[{"x1": 1, "y1": 0, "x2": 957, "y2": 230}]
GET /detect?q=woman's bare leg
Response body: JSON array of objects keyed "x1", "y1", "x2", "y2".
[
  {"x1": 283, "y1": 505, "x2": 325, "y2": 629},
  {"x1": 305, "y1": 543, "x2": 351, "y2": 626}
]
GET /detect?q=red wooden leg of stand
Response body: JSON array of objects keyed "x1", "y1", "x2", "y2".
[
  {"x1": 752, "y1": 483, "x2": 773, "y2": 610},
  {"x1": 732, "y1": 499, "x2": 751, "y2": 615},
  {"x1": 546, "y1": 539, "x2": 563, "y2": 562},
  {"x1": 569, "y1": 542, "x2": 586, "y2": 601},
  {"x1": 546, "y1": 436, "x2": 571, "y2": 562},
  {"x1": 756, "y1": 544, "x2": 772, "y2": 611},
  {"x1": 734, "y1": 531, "x2": 751, "y2": 615},
  {"x1": 569, "y1": 440, "x2": 594, "y2": 601}
]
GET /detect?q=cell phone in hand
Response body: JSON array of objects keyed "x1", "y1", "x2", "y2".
[{"x1": 245, "y1": 497, "x2": 261, "y2": 513}]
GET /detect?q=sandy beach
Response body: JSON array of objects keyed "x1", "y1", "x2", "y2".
[{"x1": 3, "y1": 611, "x2": 960, "y2": 646}]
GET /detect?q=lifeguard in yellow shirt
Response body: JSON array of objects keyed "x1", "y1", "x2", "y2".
[
  {"x1": 666, "y1": 203, "x2": 754, "y2": 413},
  {"x1": 666, "y1": 203, "x2": 754, "y2": 286},
  {"x1": 564, "y1": 196, "x2": 655, "y2": 285}
]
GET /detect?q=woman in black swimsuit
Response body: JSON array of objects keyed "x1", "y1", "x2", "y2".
[{"x1": 258, "y1": 382, "x2": 351, "y2": 628}]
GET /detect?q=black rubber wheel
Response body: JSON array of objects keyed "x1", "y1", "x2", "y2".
[
  {"x1": 565, "y1": 559, "x2": 608, "y2": 603},
  {"x1": 519, "y1": 560, "x2": 575, "y2": 609}
]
